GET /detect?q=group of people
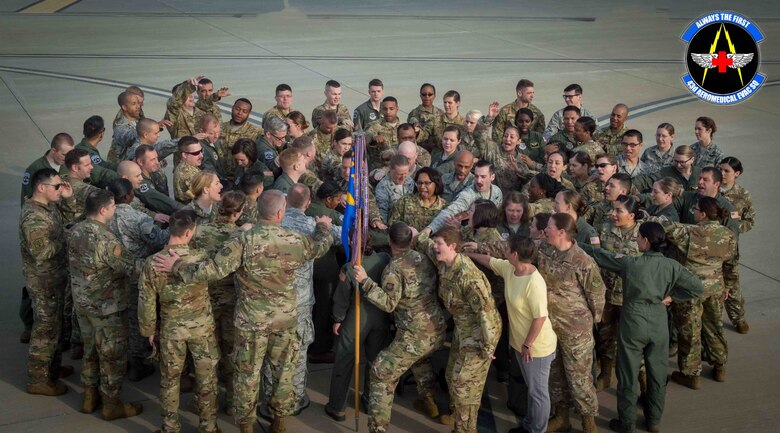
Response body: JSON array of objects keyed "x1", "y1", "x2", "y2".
[{"x1": 18, "y1": 75, "x2": 755, "y2": 433}]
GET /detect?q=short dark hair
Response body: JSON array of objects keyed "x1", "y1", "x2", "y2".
[
  {"x1": 533, "y1": 173, "x2": 565, "y2": 198},
  {"x1": 388, "y1": 222, "x2": 413, "y2": 249},
  {"x1": 471, "y1": 199, "x2": 499, "y2": 230},
  {"x1": 614, "y1": 194, "x2": 642, "y2": 220},
  {"x1": 107, "y1": 178, "x2": 134, "y2": 203},
  {"x1": 443, "y1": 90, "x2": 460, "y2": 102},
  {"x1": 368, "y1": 78, "x2": 383, "y2": 88},
  {"x1": 169, "y1": 209, "x2": 198, "y2": 237},
  {"x1": 608, "y1": 173, "x2": 633, "y2": 193},
  {"x1": 333, "y1": 128, "x2": 352, "y2": 143},
  {"x1": 516, "y1": 79, "x2": 534, "y2": 92},
  {"x1": 382, "y1": 96, "x2": 398, "y2": 105},
  {"x1": 576, "y1": 117, "x2": 596, "y2": 135},
  {"x1": 563, "y1": 83, "x2": 583, "y2": 94},
  {"x1": 240, "y1": 173, "x2": 265, "y2": 194},
  {"x1": 31, "y1": 168, "x2": 59, "y2": 192},
  {"x1": 562, "y1": 105, "x2": 581, "y2": 117},
  {"x1": 719, "y1": 156, "x2": 743, "y2": 174},
  {"x1": 65, "y1": 148, "x2": 90, "y2": 170},
  {"x1": 515, "y1": 107, "x2": 534, "y2": 124},
  {"x1": 232, "y1": 138, "x2": 258, "y2": 164},
  {"x1": 198, "y1": 78, "x2": 213, "y2": 86},
  {"x1": 433, "y1": 225, "x2": 461, "y2": 247},
  {"x1": 550, "y1": 212, "x2": 578, "y2": 241},
  {"x1": 219, "y1": 191, "x2": 247, "y2": 216},
  {"x1": 622, "y1": 129, "x2": 643, "y2": 143},
  {"x1": 275, "y1": 83, "x2": 292, "y2": 94},
  {"x1": 507, "y1": 235, "x2": 536, "y2": 262},
  {"x1": 84, "y1": 189, "x2": 114, "y2": 217},
  {"x1": 474, "y1": 159, "x2": 494, "y2": 174},
  {"x1": 178, "y1": 135, "x2": 200, "y2": 151},
  {"x1": 414, "y1": 167, "x2": 444, "y2": 196},
  {"x1": 701, "y1": 166, "x2": 723, "y2": 184},
  {"x1": 316, "y1": 178, "x2": 342, "y2": 199},
  {"x1": 234, "y1": 97, "x2": 253, "y2": 110},
  {"x1": 51, "y1": 132, "x2": 74, "y2": 150},
  {"x1": 326, "y1": 80, "x2": 341, "y2": 88},
  {"x1": 443, "y1": 124, "x2": 462, "y2": 141},
  {"x1": 83, "y1": 115, "x2": 105, "y2": 139},
  {"x1": 397, "y1": 123, "x2": 415, "y2": 135},
  {"x1": 420, "y1": 83, "x2": 436, "y2": 94},
  {"x1": 532, "y1": 212, "x2": 551, "y2": 232},
  {"x1": 319, "y1": 110, "x2": 338, "y2": 126},
  {"x1": 135, "y1": 144, "x2": 156, "y2": 161}
]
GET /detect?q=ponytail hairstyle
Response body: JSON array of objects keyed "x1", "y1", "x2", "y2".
[
  {"x1": 654, "y1": 176, "x2": 683, "y2": 198},
  {"x1": 639, "y1": 222, "x2": 668, "y2": 252},
  {"x1": 614, "y1": 194, "x2": 643, "y2": 220},
  {"x1": 218, "y1": 190, "x2": 247, "y2": 217},
  {"x1": 698, "y1": 196, "x2": 727, "y2": 221},
  {"x1": 187, "y1": 170, "x2": 217, "y2": 201}
]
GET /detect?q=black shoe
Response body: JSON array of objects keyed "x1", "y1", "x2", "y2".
[
  {"x1": 308, "y1": 351, "x2": 335, "y2": 364},
  {"x1": 127, "y1": 358, "x2": 155, "y2": 382},
  {"x1": 508, "y1": 425, "x2": 530, "y2": 433},
  {"x1": 324, "y1": 404, "x2": 346, "y2": 422},
  {"x1": 608, "y1": 418, "x2": 636, "y2": 433},
  {"x1": 20, "y1": 329, "x2": 31, "y2": 344},
  {"x1": 496, "y1": 370, "x2": 509, "y2": 383}
]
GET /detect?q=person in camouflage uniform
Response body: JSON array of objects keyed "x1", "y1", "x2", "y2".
[
  {"x1": 593, "y1": 104, "x2": 629, "y2": 156},
  {"x1": 307, "y1": 110, "x2": 338, "y2": 164},
  {"x1": 375, "y1": 154, "x2": 414, "y2": 223},
  {"x1": 354, "y1": 223, "x2": 447, "y2": 433},
  {"x1": 389, "y1": 167, "x2": 448, "y2": 230},
  {"x1": 691, "y1": 117, "x2": 724, "y2": 169},
  {"x1": 476, "y1": 124, "x2": 533, "y2": 195},
  {"x1": 236, "y1": 173, "x2": 265, "y2": 226},
  {"x1": 67, "y1": 189, "x2": 145, "y2": 420},
  {"x1": 121, "y1": 118, "x2": 185, "y2": 163},
  {"x1": 263, "y1": 84, "x2": 294, "y2": 122},
  {"x1": 365, "y1": 98, "x2": 402, "y2": 172},
  {"x1": 415, "y1": 227, "x2": 501, "y2": 433},
  {"x1": 152, "y1": 190, "x2": 333, "y2": 433},
  {"x1": 416, "y1": 90, "x2": 465, "y2": 152},
  {"x1": 165, "y1": 75, "x2": 224, "y2": 140},
  {"x1": 138, "y1": 209, "x2": 221, "y2": 433},
  {"x1": 318, "y1": 128, "x2": 353, "y2": 182},
  {"x1": 719, "y1": 157, "x2": 754, "y2": 333},
  {"x1": 570, "y1": 117, "x2": 603, "y2": 163},
  {"x1": 20, "y1": 169, "x2": 74, "y2": 396},
  {"x1": 173, "y1": 136, "x2": 204, "y2": 204},
  {"x1": 640, "y1": 123, "x2": 676, "y2": 174},
  {"x1": 106, "y1": 179, "x2": 169, "y2": 381},
  {"x1": 221, "y1": 98, "x2": 264, "y2": 181},
  {"x1": 583, "y1": 173, "x2": 632, "y2": 231},
  {"x1": 59, "y1": 148, "x2": 101, "y2": 226},
  {"x1": 108, "y1": 90, "x2": 144, "y2": 163},
  {"x1": 408, "y1": 83, "x2": 444, "y2": 132},
  {"x1": 653, "y1": 197, "x2": 737, "y2": 391},
  {"x1": 594, "y1": 196, "x2": 643, "y2": 392},
  {"x1": 580, "y1": 154, "x2": 617, "y2": 205},
  {"x1": 312, "y1": 80, "x2": 353, "y2": 131},
  {"x1": 489, "y1": 79, "x2": 546, "y2": 141}
]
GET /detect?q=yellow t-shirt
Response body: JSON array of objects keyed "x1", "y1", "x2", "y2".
[{"x1": 490, "y1": 258, "x2": 557, "y2": 358}]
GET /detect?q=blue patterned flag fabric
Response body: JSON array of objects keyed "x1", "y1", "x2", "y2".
[{"x1": 342, "y1": 130, "x2": 369, "y2": 262}]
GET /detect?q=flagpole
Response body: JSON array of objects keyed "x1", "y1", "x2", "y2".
[
  {"x1": 351, "y1": 128, "x2": 367, "y2": 432},
  {"x1": 354, "y1": 214, "x2": 362, "y2": 432}
]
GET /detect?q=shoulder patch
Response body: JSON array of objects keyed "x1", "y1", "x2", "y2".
[
  {"x1": 138, "y1": 184, "x2": 150, "y2": 193},
  {"x1": 369, "y1": 112, "x2": 377, "y2": 121},
  {"x1": 90, "y1": 154, "x2": 103, "y2": 165},
  {"x1": 730, "y1": 211, "x2": 740, "y2": 219},
  {"x1": 113, "y1": 245, "x2": 122, "y2": 257},
  {"x1": 500, "y1": 232, "x2": 509, "y2": 240},
  {"x1": 566, "y1": 143, "x2": 574, "y2": 150},
  {"x1": 264, "y1": 151, "x2": 274, "y2": 160},
  {"x1": 22, "y1": 172, "x2": 30, "y2": 185},
  {"x1": 529, "y1": 142, "x2": 540, "y2": 148},
  {"x1": 589, "y1": 236, "x2": 601, "y2": 245},
  {"x1": 518, "y1": 143, "x2": 527, "y2": 150}
]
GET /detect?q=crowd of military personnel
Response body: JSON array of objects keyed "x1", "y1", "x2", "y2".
[{"x1": 17, "y1": 75, "x2": 756, "y2": 433}]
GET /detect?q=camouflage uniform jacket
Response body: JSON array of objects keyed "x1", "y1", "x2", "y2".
[
  {"x1": 234, "y1": 159, "x2": 273, "y2": 190},
  {"x1": 690, "y1": 141, "x2": 724, "y2": 169},
  {"x1": 535, "y1": 240, "x2": 606, "y2": 330},
  {"x1": 20, "y1": 198, "x2": 68, "y2": 284},
  {"x1": 108, "y1": 203, "x2": 169, "y2": 259},
  {"x1": 166, "y1": 80, "x2": 219, "y2": 139},
  {"x1": 365, "y1": 119, "x2": 400, "y2": 171},
  {"x1": 491, "y1": 100, "x2": 546, "y2": 142},
  {"x1": 173, "y1": 162, "x2": 201, "y2": 204},
  {"x1": 675, "y1": 191, "x2": 740, "y2": 237},
  {"x1": 462, "y1": 226, "x2": 505, "y2": 303},
  {"x1": 639, "y1": 145, "x2": 674, "y2": 174},
  {"x1": 138, "y1": 244, "x2": 215, "y2": 340},
  {"x1": 262, "y1": 106, "x2": 290, "y2": 123},
  {"x1": 477, "y1": 141, "x2": 532, "y2": 194},
  {"x1": 312, "y1": 103, "x2": 352, "y2": 130},
  {"x1": 616, "y1": 154, "x2": 653, "y2": 178},
  {"x1": 527, "y1": 198, "x2": 554, "y2": 220},
  {"x1": 544, "y1": 106, "x2": 597, "y2": 141},
  {"x1": 593, "y1": 125, "x2": 628, "y2": 156},
  {"x1": 220, "y1": 121, "x2": 263, "y2": 180},
  {"x1": 407, "y1": 104, "x2": 444, "y2": 130},
  {"x1": 67, "y1": 219, "x2": 144, "y2": 316},
  {"x1": 21, "y1": 153, "x2": 63, "y2": 205},
  {"x1": 598, "y1": 222, "x2": 641, "y2": 305},
  {"x1": 375, "y1": 175, "x2": 415, "y2": 223},
  {"x1": 441, "y1": 172, "x2": 474, "y2": 203},
  {"x1": 658, "y1": 219, "x2": 737, "y2": 297},
  {"x1": 580, "y1": 180, "x2": 605, "y2": 205},
  {"x1": 109, "y1": 116, "x2": 138, "y2": 163},
  {"x1": 318, "y1": 148, "x2": 343, "y2": 183},
  {"x1": 182, "y1": 201, "x2": 214, "y2": 224},
  {"x1": 583, "y1": 199, "x2": 613, "y2": 230},
  {"x1": 362, "y1": 249, "x2": 447, "y2": 340},
  {"x1": 172, "y1": 221, "x2": 333, "y2": 332},
  {"x1": 123, "y1": 137, "x2": 179, "y2": 162},
  {"x1": 427, "y1": 184, "x2": 502, "y2": 233},
  {"x1": 571, "y1": 140, "x2": 603, "y2": 163},
  {"x1": 416, "y1": 233, "x2": 501, "y2": 358},
  {"x1": 192, "y1": 217, "x2": 243, "y2": 308},
  {"x1": 59, "y1": 176, "x2": 100, "y2": 226},
  {"x1": 388, "y1": 193, "x2": 447, "y2": 230},
  {"x1": 417, "y1": 113, "x2": 464, "y2": 151},
  {"x1": 721, "y1": 183, "x2": 755, "y2": 233}
]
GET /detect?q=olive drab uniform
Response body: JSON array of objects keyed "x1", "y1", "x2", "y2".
[
  {"x1": 416, "y1": 113, "x2": 464, "y2": 152},
  {"x1": 20, "y1": 198, "x2": 68, "y2": 386},
  {"x1": 353, "y1": 100, "x2": 382, "y2": 131},
  {"x1": 312, "y1": 103, "x2": 352, "y2": 130},
  {"x1": 535, "y1": 240, "x2": 605, "y2": 417},
  {"x1": 138, "y1": 245, "x2": 220, "y2": 433},
  {"x1": 169, "y1": 221, "x2": 332, "y2": 425},
  {"x1": 721, "y1": 183, "x2": 755, "y2": 327},
  {"x1": 489, "y1": 100, "x2": 546, "y2": 142},
  {"x1": 365, "y1": 119, "x2": 400, "y2": 172},
  {"x1": 67, "y1": 219, "x2": 144, "y2": 399},
  {"x1": 74, "y1": 139, "x2": 120, "y2": 188},
  {"x1": 416, "y1": 232, "x2": 501, "y2": 433},
  {"x1": 363, "y1": 249, "x2": 447, "y2": 433}
]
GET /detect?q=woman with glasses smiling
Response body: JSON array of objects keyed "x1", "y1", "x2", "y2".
[
  {"x1": 407, "y1": 83, "x2": 443, "y2": 130},
  {"x1": 633, "y1": 145, "x2": 701, "y2": 193},
  {"x1": 388, "y1": 167, "x2": 447, "y2": 231},
  {"x1": 640, "y1": 123, "x2": 676, "y2": 173}
]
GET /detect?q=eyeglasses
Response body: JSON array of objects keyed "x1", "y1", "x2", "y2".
[
  {"x1": 562, "y1": 93, "x2": 581, "y2": 99},
  {"x1": 692, "y1": 207, "x2": 701, "y2": 212},
  {"x1": 41, "y1": 183, "x2": 63, "y2": 190},
  {"x1": 595, "y1": 163, "x2": 614, "y2": 168},
  {"x1": 184, "y1": 149, "x2": 203, "y2": 156},
  {"x1": 623, "y1": 142, "x2": 642, "y2": 147},
  {"x1": 270, "y1": 133, "x2": 286, "y2": 141},
  {"x1": 420, "y1": 93, "x2": 435, "y2": 97},
  {"x1": 416, "y1": 181, "x2": 434, "y2": 186},
  {"x1": 673, "y1": 157, "x2": 693, "y2": 165}
]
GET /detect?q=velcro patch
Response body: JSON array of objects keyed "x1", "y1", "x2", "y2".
[
  {"x1": 22, "y1": 172, "x2": 30, "y2": 185},
  {"x1": 90, "y1": 154, "x2": 103, "y2": 165},
  {"x1": 138, "y1": 184, "x2": 150, "y2": 193}
]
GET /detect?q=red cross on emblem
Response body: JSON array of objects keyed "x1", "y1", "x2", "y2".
[{"x1": 711, "y1": 51, "x2": 733, "y2": 73}]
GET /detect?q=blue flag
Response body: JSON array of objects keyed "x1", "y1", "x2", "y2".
[{"x1": 342, "y1": 157, "x2": 357, "y2": 260}]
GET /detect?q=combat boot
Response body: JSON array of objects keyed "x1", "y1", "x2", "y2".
[
  {"x1": 546, "y1": 405, "x2": 571, "y2": 432},
  {"x1": 413, "y1": 394, "x2": 440, "y2": 419},
  {"x1": 713, "y1": 364, "x2": 727, "y2": 382},
  {"x1": 127, "y1": 357, "x2": 154, "y2": 382},
  {"x1": 582, "y1": 415, "x2": 597, "y2": 433},
  {"x1": 736, "y1": 322, "x2": 749, "y2": 334},
  {"x1": 269, "y1": 416, "x2": 287, "y2": 433},
  {"x1": 596, "y1": 357, "x2": 613, "y2": 391},
  {"x1": 27, "y1": 380, "x2": 68, "y2": 396},
  {"x1": 238, "y1": 423, "x2": 253, "y2": 433},
  {"x1": 438, "y1": 413, "x2": 455, "y2": 426},
  {"x1": 670, "y1": 371, "x2": 700, "y2": 390},
  {"x1": 70, "y1": 344, "x2": 83, "y2": 360},
  {"x1": 101, "y1": 392, "x2": 143, "y2": 420},
  {"x1": 81, "y1": 386, "x2": 101, "y2": 413}
]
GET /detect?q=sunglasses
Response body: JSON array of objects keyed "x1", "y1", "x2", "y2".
[
  {"x1": 42, "y1": 183, "x2": 63, "y2": 190},
  {"x1": 420, "y1": 93, "x2": 435, "y2": 97},
  {"x1": 184, "y1": 149, "x2": 203, "y2": 156},
  {"x1": 595, "y1": 163, "x2": 614, "y2": 168}
]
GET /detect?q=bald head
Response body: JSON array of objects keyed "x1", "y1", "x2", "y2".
[
  {"x1": 287, "y1": 183, "x2": 311, "y2": 210},
  {"x1": 397, "y1": 141, "x2": 418, "y2": 164},
  {"x1": 258, "y1": 190, "x2": 287, "y2": 222},
  {"x1": 117, "y1": 160, "x2": 143, "y2": 189},
  {"x1": 609, "y1": 103, "x2": 629, "y2": 130}
]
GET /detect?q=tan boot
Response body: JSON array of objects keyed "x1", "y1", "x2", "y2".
[
  {"x1": 27, "y1": 380, "x2": 68, "y2": 396},
  {"x1": 81, "y1": 386, "x2": 101, "y2": 413},
  {"x1": 269, "y1": 416, "x2": 287, "y2": 433},
  {"x1": 581, "y1": 415, "x2": 597, "y2": 433},
  {"x1": 671, "y1": 371, "x2": 700, "y2": 390},
  {"x1": 596, "y1": 357, "x2": 613, "y2": 391},
  {"x1": 413, "y1": 394, "x2": 440, "y2": 419},
  {"x1": 736, "y1": 322, "x2": 749, "y2": 334},
  {"x1": 713, "y1": 364, "x2": 726, "y2": 382},
  {"x1": 101, "y1": 393, "x2": 143, "y2": 420},
  {"x1": 546, "y1": 405, "x2": 571, "y2": 432},
  {"x1": 438, "y1": 413, "x2": 455, "y2": 426},
  {"x1": 238, "y1": 423, "x2": 253, "y2": 433}
]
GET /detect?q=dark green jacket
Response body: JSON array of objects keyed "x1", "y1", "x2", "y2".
[{"x1": 75, "y1": 139, "x2": 119, "y2": 188}]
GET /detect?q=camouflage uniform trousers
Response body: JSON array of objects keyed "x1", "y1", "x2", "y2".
[
  {"x1": 127, "y1": 278, "x2": 150, "y2": 359},
  {"x1": 367, "y1": 329, "x2": 445, "y2": 433},
  {"x1": 212, "y1": 301, "x2": 236, "y2": 406},
  {"x1": 673, "y1": 294, "x2": 728, "y2": 376},
  {"x1": 159, "y1": 331, "x2": 220, "y2": 433},
  {"x1": 261, "y1": 308, "x2": 313, "y2": 412},
  {"x1": 78, "y1": 310, "x2": 129, "y2": 398},
  {"x1": 26, "y1": 275, "x2": 65, "y2": 384},
  {"x1": 445, "y1": 334, "x2": 493, "y2": 433},
  {"x1": 62, "y1": 280, "x2": 82, "y2": 347},
  {"x1": 232, "y1": 327, "x2": 300, "y2": 425},
  {"x1": 596, "y1": 302, "x2": 621, "y2": 363},
  {"x1": 549, "y1": 328, "x2": 599, "y2": 416},
  {"x1": 723, "y1": 249, "x2": 745, "y2": 326}
]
